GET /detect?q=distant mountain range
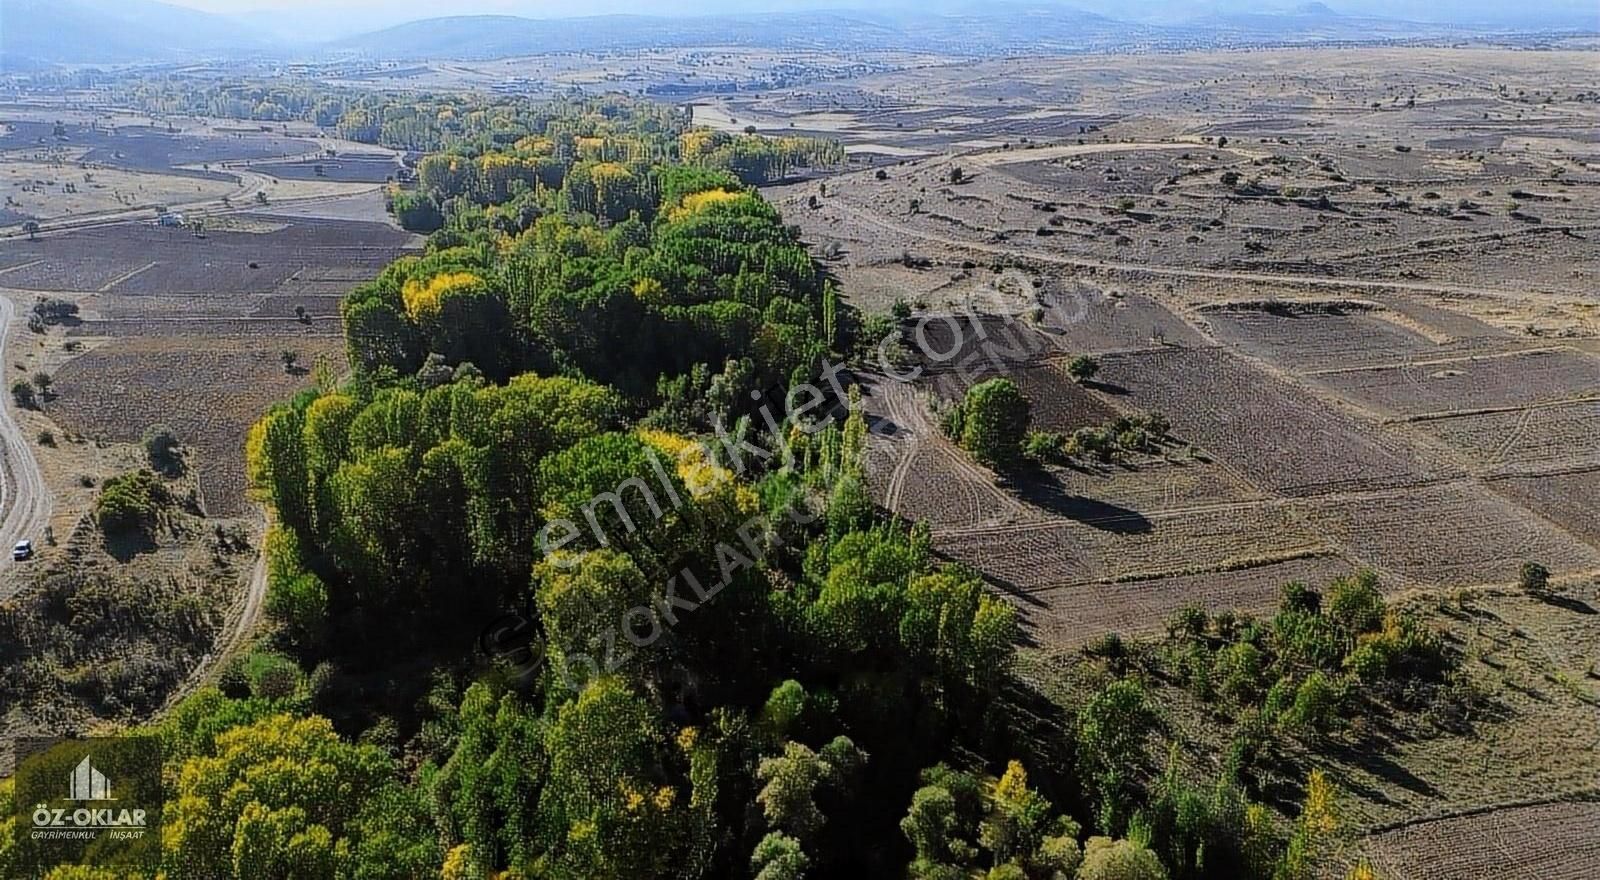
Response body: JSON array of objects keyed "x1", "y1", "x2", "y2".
[
  {"x1": 1, "y1": 0, "x2": 1595, "y2": 70},
  {"x1": 0, "y1": 0, "x2": 276, "y2": 69}
]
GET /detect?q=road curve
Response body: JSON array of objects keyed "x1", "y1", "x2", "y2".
[
  {"x1": 0, "y1": 295, "x2": 54, "y2": 600},
  {"x1": 160, "y1": 545, "x2": 269, "y2": 712}
]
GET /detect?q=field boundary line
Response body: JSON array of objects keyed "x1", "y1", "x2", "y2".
[
  {"x1": 1390, "y1": 394, "x2": 1600, "y2": 425},
  {"x1": 97, "y1": 260, "x2": 158, "y2": 292},
  {"x1": 0, "y1": 259, "x2": 44, "y2": 277},
  {"x1": 993, "y1": 548, "x2": 1348, "y2": 596},
  {"x1": 1300, "y1": 344, "x2": 1587, "y2": 377},
  {"x1": 1360, "y1": 791, "x2": 1600, "y2": 837},
  {"x1": 1481, "y1": 461, "x2": 1600, "y2": 482}
]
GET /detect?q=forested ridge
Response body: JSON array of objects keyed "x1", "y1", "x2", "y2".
[
  {"x1": 0, "y1": 98, "x2": 1453, "y2": 880},
  {"x1": 31, "y1": 74, "x2": 844, "y2": 169}
]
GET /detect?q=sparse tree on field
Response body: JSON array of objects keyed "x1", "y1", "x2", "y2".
[
  {"x1": 144, "y1": 425, "x2": 185, "y2": 476},
  {"x1": 31, "y1": 371, "x2": 52, "y2": 400},
  {"x1": 1520, "y1": 561, "x2": 1550, "y2": 596},
  {"x1": 281, "y1": 349, "x2": 299, "y2": 373},
  {"x1": 957, "y1": 378, "x2": 1031, "y2": 469},
  {"x1": 10, "y1": 381, "x2": 35, "y2": 410},
  {"x1": 1066, "y1": 355, "x2": 1100, "y2": 383}
]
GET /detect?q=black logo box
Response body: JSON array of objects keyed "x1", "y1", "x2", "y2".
[{"x1": 11, "y1": 736, "x2": 163, "y2": 874}]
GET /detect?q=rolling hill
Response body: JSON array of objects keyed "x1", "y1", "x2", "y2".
[{"x1": 0, "y1": 0, "x2": 277, "y2": 68}]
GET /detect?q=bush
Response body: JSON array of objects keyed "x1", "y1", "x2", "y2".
[
  {"x1": 11, "y1": 380, "x2": 36, "y2": 409},
  {"x1": 33, "y1": 297, "x2": 79, "y2": 325},
  {"x1": 1281, "y1": 672, "x2": 1343, "y2": 735},
  {"x1": 1088, "y1": 636, "x2": 1126, "y2": 665},
  {"x1": 217, "y1": 657, "x2": 251, "y2": 699},
  {"x1": 1279, "y1": 582, "x2": 1321, "y2": 615},
  {"x1": 143, "y1": 425, "x2": 185, "y2": 476},
  {"x1": 1519, "y1": 561, "x2": 1550, "y2": 595},
  {"x1": 246, "y1": 651, "x2": 305, "y2": 701},
  {"x1": 1066, "y1": 355, "x2": 1100, "y2": 383},
  {"x1": 1166, "y1": 604, "x2": 1208, "y2": 639},
  {"x1": 1218, "y1": 641, "x2": 1268, "y2": 705},
  {"x1": 1327, "y1": 570, "x2": 1384, "y2": 634},
  {"x1": 94, "y1": 470, "x2": 169, "y2": 535},
  {"x1": 1024, "y1": 430, "x2": 1068, "y2": 464}
]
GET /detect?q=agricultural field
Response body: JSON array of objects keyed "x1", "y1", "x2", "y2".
[
  {"x1": 43, "y1": 335, "x2": 346, "y2": 516},
  {"x1": 759, "y1": 46, "x2": 1600, "y2": 868},
  {"x1": 785, "y1": 45, "x2": 1600, "y2": 664},
  {"x1": 0, "y1": 116, "x2": 420, "y2": 591},
  {"x1": 1364, "y1": 802, "x2": 1600, "y2": 880}
]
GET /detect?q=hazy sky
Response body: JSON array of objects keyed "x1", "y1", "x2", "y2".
[{"x1": 152, "y1": 0, "x2": 1600, "y2": 22}]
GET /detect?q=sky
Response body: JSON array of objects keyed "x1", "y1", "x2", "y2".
[{"x1": 149, "y1": 0, "x2": 1600, "y2": 23}]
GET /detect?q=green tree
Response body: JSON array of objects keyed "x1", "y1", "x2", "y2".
[
  {"x1": 1520, "y1": 561, "x2": 1550, "y2": 596},
  {"x1": 1079, "y1": 836, "x2": 1169, "y2": 880},
  {"x1": 1077, "y1": 680, "x2": 1154, "y2": 833},
  {"x1": 751, "y1": 831, "x2": 809, "y2": 880},
  {"x1": 164, "y1": 714, "x2": 401, "y2": 878},
  {"x1": 958, "y1": 378, "x2": 1030, "y2": 468}
]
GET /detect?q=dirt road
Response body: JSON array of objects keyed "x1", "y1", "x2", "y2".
[
  {"x1": 0, "y1": 295, "x2": 53, "y2": 600},
  {"x1": 159, "y1": 546, "x2": 269, "y2": 712}
]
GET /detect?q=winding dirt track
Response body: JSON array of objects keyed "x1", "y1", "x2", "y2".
[
  {"x1": 0, "y1": 295, "x2": 52, "y2": 600},
  {"x1": 160, "y1": 548, "x2": 268, "y2": 713}
]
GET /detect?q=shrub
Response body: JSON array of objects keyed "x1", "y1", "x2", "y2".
[
  {"x1": 143, "y1": 425, "x2": 185, "y2": 476},
  {"x1": 1281, "y1": 672, "x2": 1343, "y2": 735},
  {"x1": 11, "y1": 380, "x2": 36, "y2": 409},
  {"x1": 94, "y1": 470, "x2": 169, "y2": 535},
  {"x1": 32, "y1": 297, "x2": 79, "y2": 324},
  {"x1": 1218, "y1": 641, "x2": 1268, "y2": 705},
  {"x1": 1279, "y1": 581, "x2": 1321, "y2": 615},
  {"x1": 1272, "y1": 609, "x2": 1346, "y2": 671},
  {"x1": 1166, "y1": 604, "x2": 1208, "y2": 640},
  {"x1": 1327, "y1": 571, "x2": 1384, "y2": 634},
  {"x1": 248, "y1": 652, "x2": 305, "y2": 701},
  {"x1": 1519, "y1": 561, "x2": 1550, "y2": 595},
  {"x1": 216, "y1": 657, "x2": 251, "y2": 699},
  {"x1": 1023, "y1": 430, "x2": 1068, "y2": 464}
]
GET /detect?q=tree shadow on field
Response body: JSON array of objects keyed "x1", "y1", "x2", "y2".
[
  {"x1": 1081, "y1": 379, "x2": 1130, "y2": 396},
  {"x1": 1537, "y1": 593, "x2": 1597, "y2": 615},
  {"x1": 1006, "y1": 471, "x2": 1153, "y2": 535},
  {"x1": 932, "y1": 548, "x2": 1047, "y2": 614},
  {"x1": 865, "y1": 414, "x2": 904, "y2": 440},
  {"x1": 103, "y1": 528, "x2": 157, "y2": 563},
  {"x1": 1323, "y1": 740, "x2": 1441, "y2": 800}
]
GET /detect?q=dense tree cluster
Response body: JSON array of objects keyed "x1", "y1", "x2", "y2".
[{"x1": 357, "y1": 163, "x2": 839, "y2": 402}]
